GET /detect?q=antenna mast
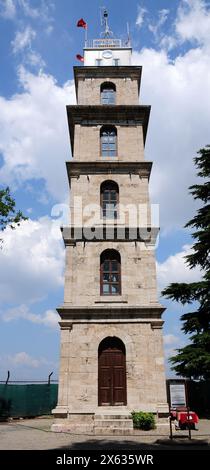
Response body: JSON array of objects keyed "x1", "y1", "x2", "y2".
[{"x1": 100, "y1": 7, "x2": 113, "y2": 38}]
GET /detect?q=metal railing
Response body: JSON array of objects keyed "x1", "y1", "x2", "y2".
[{"x1": 85, "y1": 38, "x2": 131, "y2": 49}]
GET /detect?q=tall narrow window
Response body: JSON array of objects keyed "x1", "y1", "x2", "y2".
[
  {"x1": 101, "y1": 180, "x2": 119, "y2": 219},
  {"x1": 100, "y1": 126, "x2": 117, "y2": 157},
  {"x1": 113, "y1": 58, "x2": 119, "y2": 66},
  {"x1": 101, "y1": 82, "x2": 116, "y2": 105},
  {"x1": 100, "y1": 249, "x2": 121, "y2": 295}
]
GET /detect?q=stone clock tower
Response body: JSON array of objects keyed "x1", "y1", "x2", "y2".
[{"x1": 52, "y1": 12, "x2": 168, "y2": 434}]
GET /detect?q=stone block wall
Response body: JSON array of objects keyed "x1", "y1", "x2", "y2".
[
  {"x1": 73, "y1": 125, "x2": 144, "y2": 162},
  {"x1": 63, "y1": 241, "x2": 158, "y2": 306},
  {"x1": 56, "y1": 322, "x2": 167, "y2": 414},
  {"x1": 77, "y1": 77, "x2": 139, "y2": 106}
]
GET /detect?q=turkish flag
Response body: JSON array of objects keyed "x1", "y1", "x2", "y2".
[
  {"x1": 77, "y1": 18, "x2": 87, "y2": 29},
  {"x1": 76, "y1": 54, "x2": 84, "y2": 62}
]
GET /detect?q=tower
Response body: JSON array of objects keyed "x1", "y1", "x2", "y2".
[{"x1": 52, "y1": 11, "x2": 168, "y2": 434}]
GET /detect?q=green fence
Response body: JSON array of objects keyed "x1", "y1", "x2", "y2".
[{"x1": 0, "y1": 384, "x2": 58, "y2": 419}]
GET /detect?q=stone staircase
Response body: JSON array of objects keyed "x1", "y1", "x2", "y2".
[{"x1": 94, "y1": 410, "x2": 133, "y2": 435}]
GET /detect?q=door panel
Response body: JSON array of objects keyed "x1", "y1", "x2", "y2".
[
  {"x1": 99, "y1": 365, "x2": 112, "y2": 405},
  {"x1": 98, "y1": 340, "x2": 126, "y2": 406}
]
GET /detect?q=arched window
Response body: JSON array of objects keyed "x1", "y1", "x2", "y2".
[
  {"x1": 100, "y1": 180, "x2": 119, "y2": 219},
  {"x1": 100, "y1": 249, "x2": 121, "y2": 295},
  {"x1": 100, "y1": 126, "x2": 117, "y2": 157},
  {"x1": 101, "y1": 82, "x2": 116, "y2": 105}
]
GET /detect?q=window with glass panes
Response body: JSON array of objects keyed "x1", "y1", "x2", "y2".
[
  {"x1": 100, "y1": 126, "x2": 117, "y2": 157},
  {"x1": 101, "y1": 181, "x2": 118, "y2": 219},
  {"x1": 100, "y1": 250, "x2": 121, "y2": 295},
  {"x1": 101, "y1": 82, "x2": 116, "y2": 105}
]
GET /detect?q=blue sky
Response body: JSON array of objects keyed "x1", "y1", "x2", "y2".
[{"x1": 0, "y1": 0, "x2": 209, "y2": 380}]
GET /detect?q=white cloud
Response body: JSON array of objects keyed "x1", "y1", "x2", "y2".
[
  {"x1": 3, "y1": 304, "x2": 59, "y2": 328},
  {"x1": 0, "y1": 0, "x2": 16, "y2": 19},
  {"x1": 136, "y1": 6, "x2": 147, "y2": 28},
  {"x1": 0, "y1": 67, "x2": 76, "y2": 201},
  {"x1": 11, "y1": 27, "x2": 45, "y2": 67},
  {"x1": 132, "y1": 40, "x2": 210, "y2": 230},
  {"x1": 176, "y1": 0, "x2": 210, "y2": 45},
  {"x1": 8, "y1": 351, "x2": 40, "y2": 368},
  {"x1": 12, "y1": 26, "x2": 36, "y2": 53},
  {"x1": 148, "y1": 9, "x2": 169, "y2": 40},
  {"x1": 163, "y1": 334, "x2": 179, "y2": 345},
  {"x1": 0, "y1": 217, "x2": 64, "y2": 305},
  {"x1": 157, "y1": 244, "x2": 201, "y2": 290},
  {"x1": 26, "y1": 50, "x2": 45, "y2": 68},
  {"x1": 18, "y1": 0, "x2": 39, "y2": 18},
  {"x1": 0, "y1": 351, "x2": 55, "y2": 368}
]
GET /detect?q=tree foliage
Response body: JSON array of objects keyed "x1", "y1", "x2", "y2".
[
  {"x1": 162, "y1": 146, "x2": 210, "y2": 379},
  {"x1": 0, "y1": 186, "x2": 27, "y2": 234}
]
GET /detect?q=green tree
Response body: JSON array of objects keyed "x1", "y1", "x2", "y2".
[
  {"x1": 0, "y1": 186, "x2": 27, "y2": 234},
  {"x1": 162, "y1": 146, "x2": 210, "y2": 379}
]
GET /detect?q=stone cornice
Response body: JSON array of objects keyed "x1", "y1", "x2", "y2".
[
  {"x1": 57, "y1": 304, "x2": 166, "y2": 321},
  {"x1": 66, "y1": 105, "x2": 151, "y2": 154},
  {"x1": 60, "y1": 226, "x2": 159, "y2": 244},
  {"x1": 66, "y1": 161, "x2": 152, "y2": 181},
  {"x1": 73, "y1": 66, "x2": 142, "y2": 99}
]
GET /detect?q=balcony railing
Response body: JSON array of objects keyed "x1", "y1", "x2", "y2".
[{"x1": 85, "y1": 38, "x2": 131, "y2": 49}]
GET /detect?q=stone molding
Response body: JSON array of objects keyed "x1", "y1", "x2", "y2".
[{"x1": 67, "y1": 105, "x2": 151, "y2": 153}]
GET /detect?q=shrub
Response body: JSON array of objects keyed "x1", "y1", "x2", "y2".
[{"x1": 131, "y1": 411, "x2": 156, "y2": 430}]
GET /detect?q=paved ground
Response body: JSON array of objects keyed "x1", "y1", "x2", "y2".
[{"x1": 0, "y1": 417, "x2": 210, "y2": 450}]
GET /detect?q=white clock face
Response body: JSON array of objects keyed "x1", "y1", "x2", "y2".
[{"x1": 102, "y1": 50, "x2": 113, "y2": 59}]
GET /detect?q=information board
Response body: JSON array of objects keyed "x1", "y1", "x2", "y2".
[{"x1": 169, "y1": 383, "x2": 186, "y2": 408}]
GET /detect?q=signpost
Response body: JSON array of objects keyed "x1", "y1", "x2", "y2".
[{"x1": 167, "y1": 379, "x2": 197, "y2": 440}]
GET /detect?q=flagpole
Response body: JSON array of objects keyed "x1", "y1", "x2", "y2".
[{"x1": 85, "y1": 25, "x2": 88, "y2": 46}]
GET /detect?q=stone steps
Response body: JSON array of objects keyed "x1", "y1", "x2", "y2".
[
  {"x1": 95, "y1": 419, "x2": 133, "y2": 428},
  {"x1": 94, "y1": 427, "x2": 134, "y2": 436},
  {"x1": 94, "y1": 413, "x2": 133, "y2": 435}
]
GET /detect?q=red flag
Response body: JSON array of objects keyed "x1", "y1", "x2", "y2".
[
  {"x1": 76, "y1": 54, "x2": 84, "y2": 62},
  {"x1": 77, "y1": 18, "x2": 87, "y2": 29}
]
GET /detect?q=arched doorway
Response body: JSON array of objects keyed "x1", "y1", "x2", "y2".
[{"x1": 98, "y1": 337, "x2": 127, "y2": 406}]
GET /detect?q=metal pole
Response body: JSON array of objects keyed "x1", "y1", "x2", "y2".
[
  {"x1": 48, "y1": 371, "x2": 53, "y2": 385},
  {"x1": 187, "y1": 406, "x2": 192, "y2": 440},
  {"x1": 6, "y1": 370, "x2": 10, "y2": 385},
  {"x1": 85, "y1": 25, "x2": 88, "y2": 47},
  {"x1": 169, "y1": 416, "x2": 173, "y2": 439},
  {"x1": 185, "y1": 380, "x2": 192, "y2": 440}
]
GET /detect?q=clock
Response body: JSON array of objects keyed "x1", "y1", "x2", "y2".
[{"x1": 102, "y1": 50, "x2": 113, "y2": 59}]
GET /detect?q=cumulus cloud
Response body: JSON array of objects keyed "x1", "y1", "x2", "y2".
[
  {"x1": 0, "y1": 0, "x2": 16, "y2": 19},
  {"x1": 132, "y1": 39, "x2": 210, "y2": 229},
  {"x1": 0, "y1": 217, "x2": 65, "y2": 305},
  {"x1": 0, "y1": 351, "x2": 55, "y2": 369},
  {"x1": 176, "y1": 0, "x2": 210, "y2": 45},
  {"x1": 157, "y1": 244, "x2": 201, "y2": 290},
  {"x1": 3, "y1": 304, "x2": 59, "y2": 328},
  {"x1": 8, "y1": 351, "x2": 40, "y2": 368},
  {"x1": 0, "y1": 67, "x2": 76, "y2": 201},
  {"x1": 133, "y1": 2, "x2": 210, "y2": 233}
]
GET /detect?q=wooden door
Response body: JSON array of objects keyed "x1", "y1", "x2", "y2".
[{"x1": 98, "y1": 338, "x2": 126, "y2": 406}]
